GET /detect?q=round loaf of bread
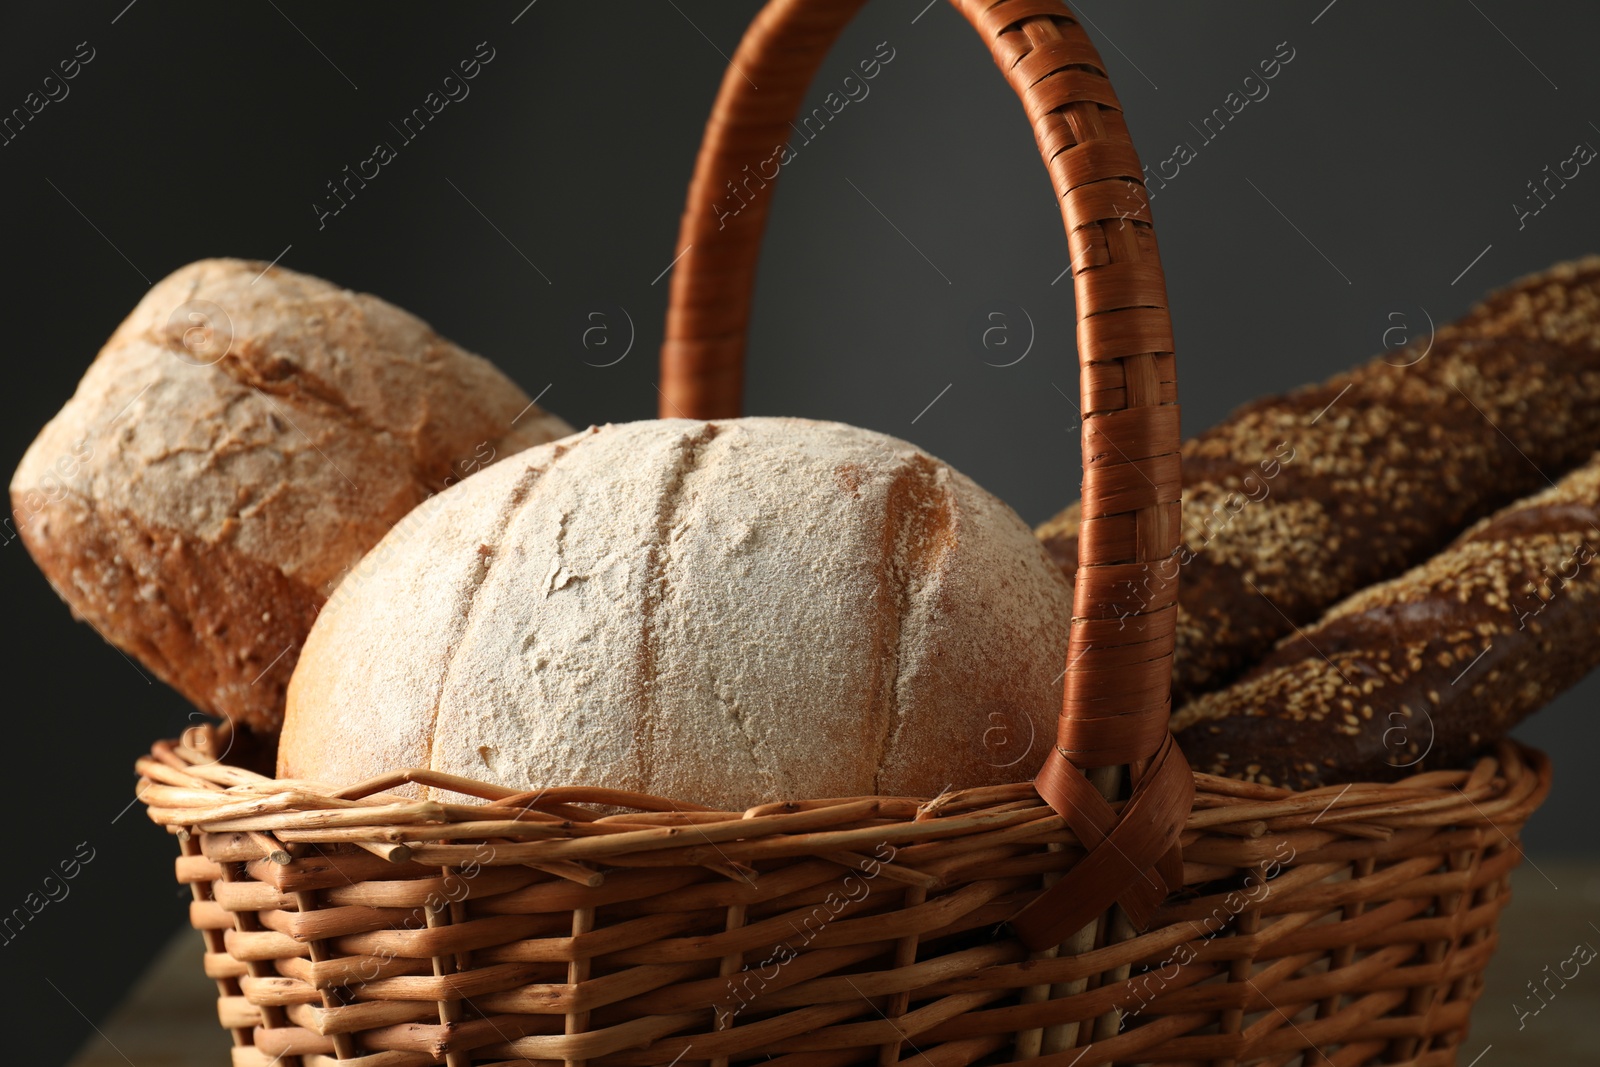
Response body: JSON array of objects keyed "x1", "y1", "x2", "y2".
[
  {"x1": 280, "y1": 417, "x2": 1072, "y2": 810},
  {"x1": 11, "y1": 259, "x2": 571, "y2": 732}
]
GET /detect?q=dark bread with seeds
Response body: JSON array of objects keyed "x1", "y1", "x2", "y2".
[
  {"x1": 1170, "y1": 451, "x2": 1600, "y2": 788},
  {"x1": 1037, "y1": 256, "x2": 1600, "y2": 705},
  {"x1": 11, "y1": 259, "x2": 572, "y2": 732}
]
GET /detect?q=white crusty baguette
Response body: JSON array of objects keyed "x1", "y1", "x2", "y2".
[
  {"x1": 11, "y1": 259, "x2": 571, "y2": 732},
  {"x1": 280, "y1": 417, "x2": 1073, "y2": 810}
]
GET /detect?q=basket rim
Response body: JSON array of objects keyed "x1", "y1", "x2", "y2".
[{"x1": 138, "y1": 727, "x2": 1551, "y2": 872}]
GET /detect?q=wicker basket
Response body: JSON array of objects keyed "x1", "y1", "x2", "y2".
[{"x1": 137, "y1": 1, "x2": 1553, "y2": 1064}]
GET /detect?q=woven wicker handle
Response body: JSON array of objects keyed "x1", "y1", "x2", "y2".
[{"x1": 660, "y1": 0, "x2": 1189, "y2": 948}]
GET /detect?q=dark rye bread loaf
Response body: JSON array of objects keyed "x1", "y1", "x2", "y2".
[
  {"x1": 1171, "y1": 451, "x2": 1600, "y2": 788},
  {"x1": 11, "y1": 259, "x2": 572, "y2": 733},
  {"x1": 1037, "y1": 256, "x2": 1600, "y2": 705}
]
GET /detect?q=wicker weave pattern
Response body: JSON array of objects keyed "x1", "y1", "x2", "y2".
[
  {"x1": 660, "y1": 0, "x2": 1191, "y2": 954},
  {"x1": 142, "y1": 731, "x2": 1547, "y2": 1067}
]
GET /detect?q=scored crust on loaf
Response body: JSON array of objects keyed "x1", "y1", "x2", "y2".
[
  {"x1": 12, "y1": 258, "x2": 571, "y2": 731},
  {"x1": 279, "y1": 418, "x2": 1073, "y2": 810}
]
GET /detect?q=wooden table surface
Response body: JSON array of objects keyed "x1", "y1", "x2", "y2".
[{"x1": 68, "y1": 862, "x2": 1600, "y2": 1067}]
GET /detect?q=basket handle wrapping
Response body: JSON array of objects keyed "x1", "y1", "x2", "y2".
[{"x1": 659, "y1": 0, "x2": 1190, "y2": 950}]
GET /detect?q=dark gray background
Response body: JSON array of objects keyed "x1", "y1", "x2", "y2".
[{"x1": 3, "y1": 2, "x2": 1596, "y2": 1062}]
